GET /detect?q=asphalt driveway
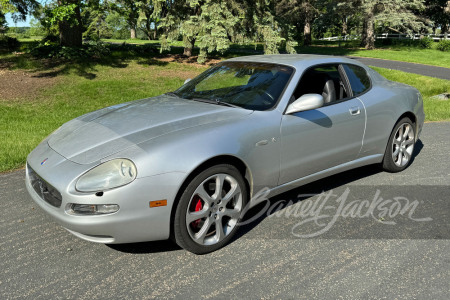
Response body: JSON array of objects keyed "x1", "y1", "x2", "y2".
[
  {"x1": 1, "y1": 122, "x2": 449, "y2": 299},
  {"x1": 347, "y1": 56, "x2": 450, "y2": 80}
]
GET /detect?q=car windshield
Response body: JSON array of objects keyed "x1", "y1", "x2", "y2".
[{"x1": 173, "y1": 62, "x2": 294, "y2": 111}]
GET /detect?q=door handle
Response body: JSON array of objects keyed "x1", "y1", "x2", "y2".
[{"x1": 349, "y1": 106, "x2": 361, "y2": 115}]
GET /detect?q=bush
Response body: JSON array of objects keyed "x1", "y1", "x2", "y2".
[
  {"x1": 29, "y1": 40, "x2": 111, "y2": 59},
  {"x1": 375, "y1": 38, "x2": 420, "y2": 48},
  {"x1": 11, "y1": 33, "x2": 30, "y2": 39},
  {"x1": 42, "y1": 34, "x2": 59, "y2": 43},
  {"x1": 84, "y1": 40, "x2": 111, "y2": 57},
  {"x1": 418, "y1": 36, "x2": 434, "y2": 49},
  {"x1": 107, "y1": 42, "x2": 158, "y2": 55},
  {"x1": 0, "y1": 36, "x2": 20, "y2": 51},
  {"x1": 436, "y1": 39, "x2": 450, "y2": 52},
  {"x1": 378, "y1": 38, "x2": 394, "y2": 46}
]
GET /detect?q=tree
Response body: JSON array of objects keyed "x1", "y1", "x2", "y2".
[
  {"x1": 155, "y1": 0, "x2": 201, "y2": 57},
  {"x1": 423, "y1": 0, "x2": 450, "y2": 34},
  {"x1": 1, "y1": 0, "x2": 39, "y2": 34},
  {"x1": 276, "y1": 0, "x2": 321, "y2": 46},
  {"x1": 112, "y1": 0, "x2": 139, "y2": 39},
  {"x1": 358, "y1": 0, "x2": 426, "y2": 49},
  {"x1": 156, "y1": 0, "x2": 296, "y2": 63},
  {"x1": 314, "y1": 0, "x2": 361, "y2": 38},
  {"x1": 0, "y1": 12, "x2": 7, "y2": 34},
  {"x1": 83, "y1": 0, "x2": 111, "y2": 40},
  {"x1": 29, "y1": 17, "x2": 46, "y2": 36},
  {"x1": 136, "y1": 0, "x2": 158, "y2": 40},
  {"x1": 301, "y1": 0, "x2": 320, "y2": 46},
  {"x1": 105, "y1": 10, "x2": 128, "y2": 39},
  {"x1": 1, "y1": 0, "x2": 39, "y2": 17},
  {"x1": 1, "y1": 0, "x2": 40, "y2": 37},
  {"x1": 276, "y1": 0, "x2": 305, "y2": 42},
  {"x1": 41, "y1": 0, "x2": 83, "y2": 46}
]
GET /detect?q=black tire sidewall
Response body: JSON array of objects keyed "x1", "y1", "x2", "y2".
[{"x1": 173, "y1": 164, "x2": 248, "y2": 254}]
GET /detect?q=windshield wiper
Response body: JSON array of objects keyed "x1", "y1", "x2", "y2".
[
  {"x1": 165, "y1": 92, "x2": 182, "y2": 98},
  {"x1": 213, "y1": 99, "x2": 242, "y2": 109},
  {"x1": 190, "y1": 97, "x2": 241, "y2": 109}
]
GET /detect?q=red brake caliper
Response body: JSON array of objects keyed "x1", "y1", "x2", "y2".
[{"x1": 192, "y1": 196, "x2": 203, "y2": 229}]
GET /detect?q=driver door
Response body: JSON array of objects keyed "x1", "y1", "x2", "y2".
[{"x1": 279, "y1": 64, "x2": 366, "y2": 184}]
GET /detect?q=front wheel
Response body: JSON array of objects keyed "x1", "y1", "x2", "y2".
[
  {"x1": 382, "y1": 117, "x2": 416, "y2": 172},
  {"x1": 173, "y1": 164, "x2": 248, "y2": 254}
]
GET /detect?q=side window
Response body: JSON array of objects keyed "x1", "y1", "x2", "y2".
[
  {"x1": 343, "y1": 64, "x2": 371, "y2": 96},
  {"x1": 293, "y1": 64, "x2": 349, "y2": 104}
]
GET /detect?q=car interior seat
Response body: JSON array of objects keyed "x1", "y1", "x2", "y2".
[{"x1": 322, "y1": 79, "x2": 336, "y2": 103}]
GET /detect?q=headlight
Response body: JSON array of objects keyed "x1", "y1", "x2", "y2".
[{"x1": 76, "y1": 159, "x2": 137, "y2": 192}]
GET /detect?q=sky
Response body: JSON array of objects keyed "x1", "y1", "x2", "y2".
[
  {"x1": 5, "y1": 0, "x2": 46, "y2": 27},
  {"x1": 5, "y1": 13, "x2": 32, "y2": 27}
]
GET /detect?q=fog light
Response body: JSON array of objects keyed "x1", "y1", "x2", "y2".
[{"x1": 69, "y1": 204, "x2": 119, "y2": 215}]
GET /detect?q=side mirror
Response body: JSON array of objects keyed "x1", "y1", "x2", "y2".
[
  {"x1": 285, "y1": 94, "x2": 324, "y2": 114},
  {"x1": 184, "y1": 78, "x2": 191, "y2": 85}
]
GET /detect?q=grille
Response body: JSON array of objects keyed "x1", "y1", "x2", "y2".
[{"x1": 27, "y1": 164, "x2": 62, "y2": 208}]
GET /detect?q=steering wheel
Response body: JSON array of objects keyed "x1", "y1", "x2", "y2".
[{"x1": 256, "y1": 89, "x2": 275, "y2": 105}]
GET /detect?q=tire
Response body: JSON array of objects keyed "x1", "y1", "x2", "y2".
[
  {"x1": 173, "y1": 164, "x2": 248, "y2": 254},
  {"x1": 382, "y1": 117, "x2": 415, "y2": 173}
]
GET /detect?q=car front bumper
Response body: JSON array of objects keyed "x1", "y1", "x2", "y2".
[{"x1": 25, "y1": 141, "x2": 186, "y2": 244}]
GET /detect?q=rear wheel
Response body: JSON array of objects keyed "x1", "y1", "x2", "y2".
[
  {"x1": 382, "y1": 117, "x2": 415, "y2": 172},
  {"x1": 173, "y1": 164, "x2": 248, "y2": 254}
]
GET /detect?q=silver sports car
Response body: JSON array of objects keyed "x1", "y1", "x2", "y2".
[{"x1": 26, "y1": 54, "x2": 424, "y2": 254}]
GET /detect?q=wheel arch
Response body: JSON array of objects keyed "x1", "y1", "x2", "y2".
[{"x1": 169, "y1": 155, "x2": 253, "y2": 239}]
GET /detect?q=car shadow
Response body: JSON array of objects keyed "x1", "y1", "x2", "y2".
[
  {"x1": 234, "y1": 138, "x2": 424, "y2": 242},
  {"x1": 107, "y1": 139, "x2": 423, "y2": 254},
  {"x1": 107, "y1": 239, "x2": 181, "y2": 254},
  {"x1": 233, "y1": 164, "x2": 383, "y2": 241},
  {"x1": 409, "y1": 139, "x2": 423, "y2": 164}
]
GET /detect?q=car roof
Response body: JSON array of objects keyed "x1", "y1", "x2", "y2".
[{"x1": 226, "y1": 54, "x2": 367, "y2": 70}]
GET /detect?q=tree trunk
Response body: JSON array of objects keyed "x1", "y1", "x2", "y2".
[
  {"x1": 153, "y1": 23, "x2": 157, "y2": 40},
  {"x1": 365, "y1": 12, "x2": 375, "y2": 49},
  {"x1": 130, "y1": 27, "x2": 136, "y2": 39},
  {"x1": 442, "y1": 24, "x2": 449, "y2": 35},
  {"x1": 361, "y1": 10, "x2": 375, "y2": 49},
  {"x1": 144, "y1": 12, "x2": 152, "y2": 40},
  {"x1": 58, "y1": 0, "x2": 83, "y2": 47},
  {"x1": 360, "y1": 19, "x2": 367, "y2": 47},
  {"x1": 183, "y1": 37, "x2": 195, "y2": 56},
  {"x1": 303, "y1": 18, "x2": 311, "y2": 46},
  {"x1": 342, "y1": 17, "x2": 348, "y2": 36},
  {"x1": 146, "y1": 20, "x2": 151, "y2": 40}
]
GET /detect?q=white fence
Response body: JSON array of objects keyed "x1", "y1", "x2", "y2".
[
  {"x1": 376, "y1": 33, "x2": 449, "y2": 41},
  {"x1": 320, "y1": 35, "x2": 360, "y2": 41},
  {"x1": 320, "y1": 33, "x2": 449, "y2": 41}
]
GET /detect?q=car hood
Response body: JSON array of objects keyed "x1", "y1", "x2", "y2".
[{"x1": 48, "y1": 95, "x2": 253, "y2": 164}]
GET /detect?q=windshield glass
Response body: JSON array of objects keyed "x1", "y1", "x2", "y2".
[{"x1": 174, "y1": 62, "x2": 294, "y2": 111}]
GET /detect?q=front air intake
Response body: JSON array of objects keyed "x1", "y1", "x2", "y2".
[{"x1": 27, "y1": 164, "x2": 62, "y2": 208}]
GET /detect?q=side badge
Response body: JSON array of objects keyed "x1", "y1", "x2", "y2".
[{"x1": 41, "y1": 158, "x2": 48, "y2": 165}]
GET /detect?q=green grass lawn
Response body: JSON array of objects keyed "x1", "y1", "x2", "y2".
[
  {"x1": 0, "y1": 52, "x2": 449, "y2": 173},
  {"x1": 0, "y1": 57, "x2": 207, "y2": 172}
]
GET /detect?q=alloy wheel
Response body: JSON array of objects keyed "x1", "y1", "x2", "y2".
[{"x1": 185, "y1": 173, "x2": 243, "y2": 246}]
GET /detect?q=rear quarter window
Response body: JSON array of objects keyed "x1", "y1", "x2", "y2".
[{"x1": 343, "y1": 64, "x2": 371, "y2": 96}]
